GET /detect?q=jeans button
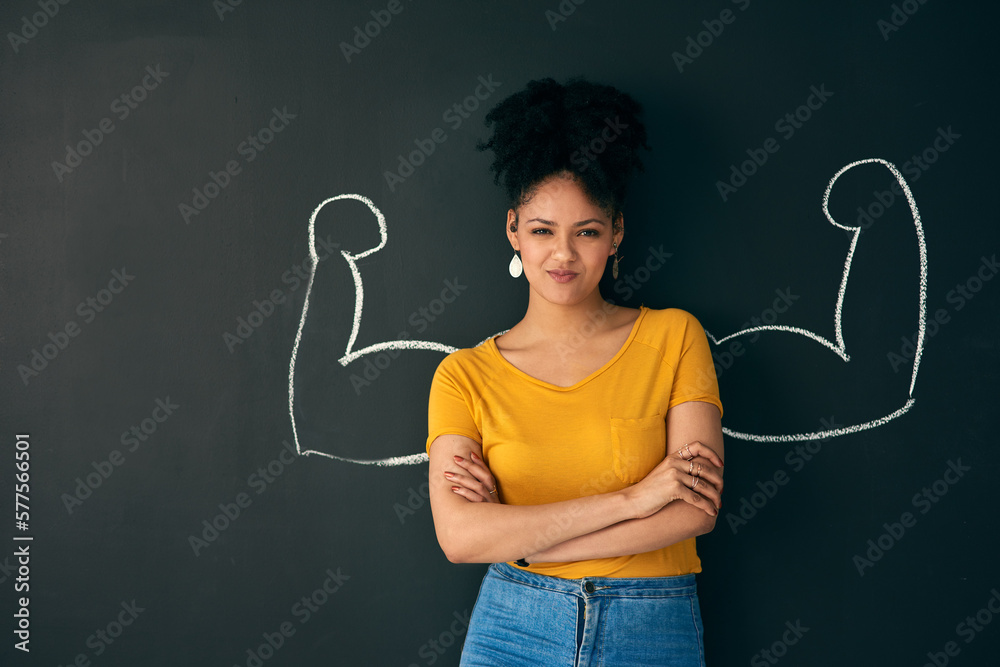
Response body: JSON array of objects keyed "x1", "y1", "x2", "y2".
[{"x1": 584, "y1": 581, "x2": 595, "y2": 593}]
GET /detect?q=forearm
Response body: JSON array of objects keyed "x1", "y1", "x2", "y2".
[
  {"x1": 433, "y1": 485, "x2": 637, "y2": 564},
  {"x1": 525, "y1": 499, "x2": 716, "y2": 563}
]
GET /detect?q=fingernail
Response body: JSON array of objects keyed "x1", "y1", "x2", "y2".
[
  {"x1": 451, "y1": 486, "x2": 461, "y2": 492},
  {"x1": 454, "y1": 455, "x2": 464, "y2": 463},
  {"x1": 444, "y1": 472, "x2": 454, "y2": 479},
  {"x1": 471, "y1": 452, "x2": 480, "y2": 461}
]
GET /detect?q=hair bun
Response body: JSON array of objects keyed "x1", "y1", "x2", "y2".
[{"x1": 477, "y1": 76, "x2": 650, "y2": 216}]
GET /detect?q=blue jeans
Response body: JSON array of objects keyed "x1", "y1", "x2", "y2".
[{"x1": 460, "y1": 562, "x2": 705, "y2": 667}]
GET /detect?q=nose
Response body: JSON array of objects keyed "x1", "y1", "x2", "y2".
[{"x1": 551, "y1": 232, "x2": 576, "y2": 262}]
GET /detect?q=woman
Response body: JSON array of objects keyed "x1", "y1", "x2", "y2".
[{"x1": 425, "y1": 77, "x2": 724, "y2": 667}]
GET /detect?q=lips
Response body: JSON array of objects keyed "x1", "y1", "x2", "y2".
[{"x1": 547, "y1": 270, "x2": 578, "y2": 283}]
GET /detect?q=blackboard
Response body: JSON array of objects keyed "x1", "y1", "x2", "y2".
[{"x1": 3, "y1": 0, "x2": 999, "y2": 665}]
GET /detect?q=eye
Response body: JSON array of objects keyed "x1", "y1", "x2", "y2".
[
  {"x1": 530, "y1": 227, "x2": 552, "y2": 235},
  {"x1": 579, "y1": 229, "x2": 600, "y2": 237}
]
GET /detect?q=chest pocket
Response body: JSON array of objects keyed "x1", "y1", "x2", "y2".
[{"x1": 610, "y1": 414, "x2": 666, "y2": 484}]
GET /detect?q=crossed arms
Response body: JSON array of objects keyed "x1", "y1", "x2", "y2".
[{"x1": 427, "y1": 400, "x2": 724, "y2": 564}]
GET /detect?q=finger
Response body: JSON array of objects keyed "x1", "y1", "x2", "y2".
[
  {"x1": 450, "y1": 485, "x2": 489, "y2": 503},
  {"x1": 669, "y1": 456, "x2": 723, "y2": 494},
  {"x1": 671, "y1": 443, "x2": 695, "y2": 460},
  {"x1": 694, "y1": 493, "x2": 720, "y2": 516},
  {"x1": 452, "y1": 454, "x2": 495, "y2": 485},
  {"x1": 460, "y1": 459, "x2": 500, "y2": 504},
  {"x1": 685, "y1": 441, "x2": 724, "y2": 468},
  {"x1": 683, "y1": 485, "x2": 718, "y2": 516},
  {"x1": 687, "y1": 476, "x2": 722, "y2": 511},
  {"x1": 447, "y1": 464, "x2": 499, "y2": 504},
  {"x1": 686, "y1": 487, "x2": 720, "y2": 516},
  {"x1": 688, "y1": 457, "x2": 724, "y2": 494},
  {"x1": 456, "y1": 454, "x2": 497, "y2": 492},
  {"x1": 444, "y1": 471, "x2": 492, "y2": 502},
  {"x1": 672, "y1": 441, "x2": 716, "y2": 466}
]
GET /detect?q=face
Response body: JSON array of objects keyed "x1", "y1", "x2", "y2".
[{"x1": 506, "y1": 173, "x2": 623, "y2": 306}]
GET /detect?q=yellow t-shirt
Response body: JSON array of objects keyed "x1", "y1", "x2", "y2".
[{"x1": 425, "y1": 306, "x2": 723, "y2": 578}]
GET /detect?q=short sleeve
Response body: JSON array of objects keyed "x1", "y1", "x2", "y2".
[
  {"x1": 426, "y1": 353, "x2": 482, "y2": 454},
  {"x1": 667, "y1": 311, "x2": 724, "y2": 418}
]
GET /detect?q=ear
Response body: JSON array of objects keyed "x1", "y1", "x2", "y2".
[
  {"x1": 506, "y1": 209, "x2": 519, "y2": 251},
  {"x1": 611, "y1": 211, "x2": 624, "y2": 255}
]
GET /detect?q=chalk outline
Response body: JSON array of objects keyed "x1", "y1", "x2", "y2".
[
  {"x1": 287, "y1": 159, "x2": 927, "y2": 464},
  {"x1": 708, "y1": 158, "x2": 926, "y2": 441},
  {"x1": 288, "y1": 195, "x2": 471, "y2": 466}
]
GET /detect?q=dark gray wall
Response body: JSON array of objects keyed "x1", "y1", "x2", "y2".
[{"x1": 3, "y1": 0, "x2": 998, "y2": 665}]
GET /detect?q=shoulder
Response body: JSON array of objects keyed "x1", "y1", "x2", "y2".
[
  {"x1": 638, "y1": 306, "x2": 706, "y2": 334},
  {"x1": 634, "y1": 307, "x2": 712, "y2": 358},
  {"x1": 432, "y1": 339, "x2": 501, "y2": 385}
]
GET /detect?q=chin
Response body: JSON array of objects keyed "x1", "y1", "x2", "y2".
[{"x1": 533, "y1": 286, "x2": 593, "y2": 307}]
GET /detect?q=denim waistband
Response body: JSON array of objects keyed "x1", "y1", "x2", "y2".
[{"x1": 488, "y1": 561, "x2": 697, "y2": 600}]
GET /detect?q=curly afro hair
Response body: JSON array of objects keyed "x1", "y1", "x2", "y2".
[{"x1": 476, "y1": 77, "x2": 650, "y2": 229}]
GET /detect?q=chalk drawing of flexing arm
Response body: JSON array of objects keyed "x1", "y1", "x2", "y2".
[
  {"x1": 288, "y1": 158, "x2": 927, "y2": 466},
  {"x1": 287, "y1": 194, "x2": 484, "y2": 467},
  {"x1": 705, "y1": 158, "x2": 927, "y2": 442}
]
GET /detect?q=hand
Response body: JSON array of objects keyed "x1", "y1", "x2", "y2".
[
  {"x1": 624, "y1": 441, "x2": 724, "y2": 520},
  {"x1": 444, "y1": 452, "x2": 501, "y2": 504}
]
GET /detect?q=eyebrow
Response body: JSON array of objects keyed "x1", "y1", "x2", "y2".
[{"x1": 524, "y1": 218, "x2": 608, "y2": 227}]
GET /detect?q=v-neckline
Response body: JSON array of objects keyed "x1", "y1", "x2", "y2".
[{"x1": 487, "y1": 306, "x2": 648, "y2": 391}]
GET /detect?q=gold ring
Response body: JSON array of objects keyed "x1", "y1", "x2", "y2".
[{"x1": 489, "y1": 486, "x2": 497, "y2": 495}]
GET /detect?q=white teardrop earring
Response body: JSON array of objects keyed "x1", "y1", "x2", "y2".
[{"x1": 508, "y1": 252, "x2": 523, "y2": 278}]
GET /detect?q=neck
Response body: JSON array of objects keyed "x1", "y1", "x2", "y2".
[{"x1": 518, "y1": 287, "x2": 625, "y2": 343}]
